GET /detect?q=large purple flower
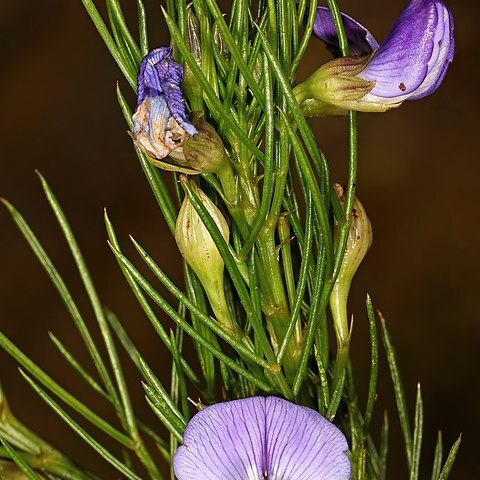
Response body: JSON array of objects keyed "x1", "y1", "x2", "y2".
[
  {"x1": 296, "y1": 0, "x2": 454, "y2": 113},
  {"x1": 132, "y1": 47, "x2": 197, "y2": 162},
  {"x1": 173, "y1": 396, "x2": 351, "y2": 480}
]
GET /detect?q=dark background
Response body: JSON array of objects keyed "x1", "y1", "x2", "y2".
[{"x1": 0, "y1": 0, "x2": 478, "y2": 478}]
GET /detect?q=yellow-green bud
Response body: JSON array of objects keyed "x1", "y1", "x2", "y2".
[
  {"x1": 330, "y1": 184, "x2": 373, "y2": 343},
  {"x1": 175, "y1": 179, "x2": 238, "y2": 336},
  {"x1": 175, "y1": 181, "x2": 229, "y2": 279}
]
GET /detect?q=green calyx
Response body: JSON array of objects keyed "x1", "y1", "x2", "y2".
[{"x1": 294, "y1": 52, "x2": 402, "y2": 114}]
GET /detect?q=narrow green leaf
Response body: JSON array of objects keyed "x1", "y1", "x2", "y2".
[
  {"x1": 357, "y1": 446, "x2": 367, "y2": 480},
  {"x1": 106, "y1": 0, "x2": 142, "y2": 65},
  {"x1": 409, "y1": 383, "x2": 423, "y2": 480},
  {"x1": 36, "y1": 174, "x2": 133, "y2": 435},
  {"x1": 277, "y1": 193, "x2": 314, "y2": 364},
  {"x1": 138, "y1": 356, "x2": 186, "y2": 428},
  {"x1": 162, "y1": 9, "x2": 264, "y2": 161},
  {"x1": 378, "y1": 411, "x2": 389, "y2": 480},
  {"x1": 170, "y1": 330, "x2": 190, "y2": 421},
  {"x1": 0, "y1": 331, "x2": 133, "y2": 449},
  {"x1": 0, "y1": 437, "x2": 42, "y2": 480},
  {"x1": 380, "y1": 314, "x2": 413, "y2": 467},
  {"x1": 364, "y1": 295, "x2": 378, "y2": 432},
  {"x1": 48, "y1": 333, "x2": 106, "y2": 398},
  {"x1": 1, "y1": 198, "x2": 118, "y2": 413},
  {"x1": 106, "y1": 247, "x2": 273, "y2": 391},
  {"x1": 137, "y1": 0, "x2": 149, "y2": 55},
  {"x1": 438, "y1": 435, "x2": 462, "y2": 480},
  {"x1": 106, "y1": 2, "x2": 138, "y2": 75},
  {"x1": 431, "y1": 431, "x2": 443, "y2": 480},
  {"x1": 19, "y1": 372, "x2": 142, "y2": 480},
  {"x1": 313, "y1": 345, "x2": 329, "y2": 415},
  {"x1": 291, "y1": 0, "x2": 318, "y2": 74},
  {"x1": 80, "y1": 0, "x2": 136, "y2": 88},
  {"x1": 144, "y1": 394, "x2": 183, "y2": 444},
  {"x1": 326, "y1": 370, "x2": 345, "y2": 421},
  {"x1": 104, "y1": 211, "x2": 201, "y2": 389}
]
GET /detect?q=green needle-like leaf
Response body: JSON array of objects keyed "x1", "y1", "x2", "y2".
[
  {"x1": 438, "y1": 435, "x2": 462, "y2": 480},
  {"x1": 107, "y1": 246, "x2": 273, "y2": 391},
  {"x1": 0, "y1": 331, "x2": 133, "y2": 449},
  {"x1": 409, "y1": 383, "x2": 424, "y2": 480},
  {"x1": 19, "y1": 372, "x2": 142, "y2": 480},
  {"x1": 80, "y1": 0, "x2": 136, "y2": 88},
  {"x1": 0, "y1": 437, "x2": 42, "y2": 480},
  {"x1": 431, "y1": 431, "x2": 443, "y2": 480},
  {"x1": 106, "y1": 0, "x2": 142, "y2": 66},
  {"x1": 48, "y1": 333, "x2": 106, "y2": 398},
  {"x1": 137, "y1": 0, "x2": 148, "y2": 56},
  {"x1": 380, "y1": 314, "x2": 413, "y2": 466},
  {"x1": 364, "y1": 295, "x2": 379, "y2": 432},
  {"x1": 1, "y1": 198, "x2": 116, "y2": 398},
  {"x1": 138, "y1": 357, "x2": 186, "y2": 429},
  {"x1": 378, "y1": 411, "x2": 389, "y2": 480}
]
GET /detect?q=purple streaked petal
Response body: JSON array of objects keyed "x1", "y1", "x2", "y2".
[
  {"x1": 136, "y1": 47, "x2": 171, "y2": 105},
  {"x1": 408, "y1": 3, "x2": 454, "y2": 99},
  {"x1": 173, "y1": 397, "x2": 351, "y2": 480},
  {"x1": 135, "y1": 47, "x2": 197, "y2": 137},
  {"x1": 360, "y1": 0, "x2": 454, "y2": 102},
  {"x1": 312, "y1": 6, "x2": 379, "y2": 56},
  {"x1": 154, "y1": 54, "x2": 198, "y2": 136}
]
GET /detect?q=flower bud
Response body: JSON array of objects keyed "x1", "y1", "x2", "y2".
[
  {"x1": 175, "y1": 180, "x2": 238, "y2": 335},
  {"x1": 175, "y1": 182, "x2": 229, "y2": 279},
  {"x1": 181, "y1": 115, "x2": 228, "y2": 174},
  {"x1": 330, "y1": 184, "x2": 373, "y2": 343}
]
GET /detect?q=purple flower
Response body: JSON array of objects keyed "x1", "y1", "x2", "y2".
[
  {"x1": 296, "y1": 0, "x2": 454, "y2": 114},
  {"x1": 132, "y1": 47, "x2": 197, "y2": 161},
  {"x1": 173, "y1": 396, "x2": 351, "y2": 480}
]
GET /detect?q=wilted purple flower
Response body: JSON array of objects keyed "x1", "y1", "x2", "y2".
[
  {"x1": 132, "y1": 47, "x2": 197, "y2": 161},
  {"x1": 296, "y1": 0, "x2": 454, "y2": 113},
  {"x1": 174, "y1": 396, "x2": 351, "y2": 480}
]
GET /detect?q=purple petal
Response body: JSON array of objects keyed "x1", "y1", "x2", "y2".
[
  {"x1": 136, "y1": 47, "x2": 197, "y2": 136},
  {"x1": 136, "y1": 47, "x2": 171, "y2": 105},
  {"x1": 174, "y1": 396, "x2": 351, "y2": 480},
  {"x1": 154, "y1": 54, "x2": 198, "y2": 136},
  {"x1": 312, "y1": 6, "x2": 379, "y2": 56},
  {"x1": 360, "y1": 0, "x2": 454, "y2": 102},
  {"x1": 265, "y1": 397, "x2": 352, "y2": 479},
  {"x1": 408, "y1": 2, "x2": 454, "y2": 99}
]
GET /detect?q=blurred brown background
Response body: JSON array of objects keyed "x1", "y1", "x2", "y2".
[{"x1": 0, "y1": 0, "x2": 478, "y2": 478}]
